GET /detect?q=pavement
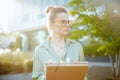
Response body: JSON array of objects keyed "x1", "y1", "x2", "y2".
[{"x1": 0, "y1": 62, "x2": 113, "y2": 80}]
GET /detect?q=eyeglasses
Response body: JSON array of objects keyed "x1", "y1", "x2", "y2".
[{"x1": 54, "y1": 19, "x2": 69, "y2": 26}]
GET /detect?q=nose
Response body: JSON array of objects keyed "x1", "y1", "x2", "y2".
[
  {"x1": 65, "y1": 21, "x2": 70, "y2": 27},
  {"x1": 66, "y1": 23, "x2": 70, "y2": 28}
]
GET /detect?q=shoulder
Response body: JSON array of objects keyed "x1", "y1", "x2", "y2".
[
  {"x1": 67, "y1": 38, "x2": 83, "y2": 48},
  {"x1": 34, "y1": 40, "x2": 48, "y2": 53}
]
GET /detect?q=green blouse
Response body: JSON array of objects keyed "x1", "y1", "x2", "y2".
[{"x1": 32, "y1": 38, "x2": 88, "y2": 80}]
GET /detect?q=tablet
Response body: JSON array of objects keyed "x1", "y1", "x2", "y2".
[{"x1": 45, "y1": 62, "x2": 88, "y2": 80}]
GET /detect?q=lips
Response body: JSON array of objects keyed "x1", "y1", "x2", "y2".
[{"x1": 64, "y1": 29, "x2": 69, "y2": 32}]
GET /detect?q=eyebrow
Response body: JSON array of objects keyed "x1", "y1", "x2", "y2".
[{"x1": 55, "y1": 19, "x2": 69, "y2": 21}]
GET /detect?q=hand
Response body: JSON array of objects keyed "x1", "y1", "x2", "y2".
[
  {"x1": 47, "y1": 60, "x2": 56, "y2": 64},
  {"x1": 72, "y1": 61, "x2": 79, "y2": 64}
]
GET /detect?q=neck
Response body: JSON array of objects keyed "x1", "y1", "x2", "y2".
[{"x1": 50, "y1": 34, "x2": 65, "y2": 45}]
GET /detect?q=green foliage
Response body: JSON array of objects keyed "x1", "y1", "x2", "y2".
[
  {"x1": 67, "y1": 0, "x2": 120, "y2": 56},
  {"x1": 84, "y1": 39, "x2": 102, "y2": 57},
  {"x1": 97, "y1": 38, "x2": 120, "y2": 56}
]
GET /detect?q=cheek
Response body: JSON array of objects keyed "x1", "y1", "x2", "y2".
[
  {"x1": 64, "y1": 27, "x2": 70, "y2": 31},
  {"x1": 53, "y1": 26, "x2": 61, "y2": 32}
]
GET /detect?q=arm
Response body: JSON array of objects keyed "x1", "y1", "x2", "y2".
[
  {"x1": 32, "y1": 46, "x2": 45, "y2": 80},
  {"x1": 76, "y1": 42, "x2": 85, "y2": 61}
]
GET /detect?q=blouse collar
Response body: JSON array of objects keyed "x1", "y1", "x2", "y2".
[{"x1": 40, "y1": 38, "x2": 74, "y2": 49}]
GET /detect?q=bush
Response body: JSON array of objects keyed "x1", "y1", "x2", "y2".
[{"x1": 0, "y1": 51, "x2": 33, "y2": 75}]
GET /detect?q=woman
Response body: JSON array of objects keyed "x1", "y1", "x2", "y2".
[{"x1": 32, "y1": 6, "x2": 88, "y2": 80}]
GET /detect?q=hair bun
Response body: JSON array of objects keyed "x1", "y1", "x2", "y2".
[{"x1": 45, "y1": 6, "x2": 54, "y2": 15}]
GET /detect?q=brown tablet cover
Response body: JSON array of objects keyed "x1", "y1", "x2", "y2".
[{"x1": 45, "y1": 62, "x2": 88, "y2": 80}]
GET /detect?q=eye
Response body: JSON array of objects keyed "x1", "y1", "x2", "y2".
[
  {"x1": 61, "y1": 20, "x2": 66, "y2": 24},
  {"x1": 67, "y1": 20, "x2": 69, "y2": 24},
  {"x1": 61, "y1": 20, "x2": 69, "y2": 24}
]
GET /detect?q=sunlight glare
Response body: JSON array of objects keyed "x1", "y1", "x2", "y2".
[{"x1": 0, "y1": 0, "x2": 15, "y2": 29}]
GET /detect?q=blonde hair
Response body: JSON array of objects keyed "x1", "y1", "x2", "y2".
[{"x1": 45, "y1": 6, "x2": 68, "y2": 23}]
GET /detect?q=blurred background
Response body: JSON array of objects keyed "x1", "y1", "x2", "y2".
[{"x1": 0, "y1": 0, "x2": 120, "y2": 80}]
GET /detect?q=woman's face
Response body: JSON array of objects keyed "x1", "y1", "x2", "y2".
[{"x1": 52, "y1": 12, "x2": 70, "y2": 36}]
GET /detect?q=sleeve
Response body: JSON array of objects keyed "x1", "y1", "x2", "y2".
[
  {"x1": 77, "y1": 42, "x2": 85, "y2": 61},
  {"x1": 32, "y1": 46, "x2": 45, "y2": 80}
]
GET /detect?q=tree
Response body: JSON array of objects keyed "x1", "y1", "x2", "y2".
[{"x1": 67, "y1": 0, "x2": 120, "y2": 80}]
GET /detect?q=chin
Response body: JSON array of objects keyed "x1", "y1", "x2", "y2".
[{"x1": 62, "y1": 32, "x2": 69, "y2": 36}]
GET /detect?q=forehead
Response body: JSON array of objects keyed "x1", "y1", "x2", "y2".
[{"x1": 55, "y1": 12, "x2": 69, "y2": 20}]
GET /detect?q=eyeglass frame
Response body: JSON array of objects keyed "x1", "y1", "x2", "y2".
[{"x1": 54, "y1": 19, "x2": 70, "y2": 26}]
